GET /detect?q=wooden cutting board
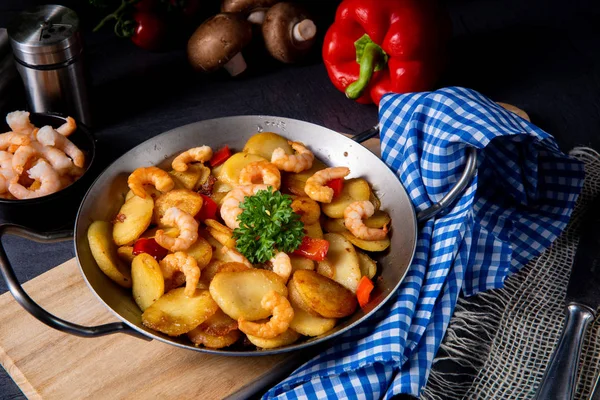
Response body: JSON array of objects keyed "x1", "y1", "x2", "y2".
[{"x1": 0, "y1": 136, "x2": 381, "y2": 399}]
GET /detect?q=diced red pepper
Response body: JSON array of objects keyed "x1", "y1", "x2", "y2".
[
  {"x1": 293, "y1": 236, "x2": 329, "y2": 261},
  {"x1": 210, "y1": 145, "x2": 231, "y2": 167},
  {"x1": 357, "y1": 276, "x2": 374, "y2": 308},
  {"x1": 196, "y1": 194, "x2": 219, "y2": 221},
  {"x1": 132, "y1": 238, "x2": 168, "y2": 260},
  {"x1": 326, "y1": 178, "x2": 344, "y2": 199}
]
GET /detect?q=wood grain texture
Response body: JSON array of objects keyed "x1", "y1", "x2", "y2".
[{"x1": 0, "y1": 259, "x2": 299, "y2": 400}]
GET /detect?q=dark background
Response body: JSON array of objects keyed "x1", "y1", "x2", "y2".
[{"x1": 1, "y1": 0, "x2": 600, "y2": 398}]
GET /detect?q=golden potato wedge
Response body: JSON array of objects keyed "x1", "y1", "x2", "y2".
[
  {"x1": 198, "y1": 260, "x2": 225, "y2": 287},
  {"x1": 117, "y1": 246, "x2": 135, "y2": 264},
  {"x1": 131, "y1": 253, "x2": 165, "y2": 311},
  {"x1": 316, "y1": 259, "x2": 335, "y2": 279},
  {"x1": 153, "y1": 189, "x2": 203, "y2": 225},
  {"x1": 341, "y1": 231, "x2": 390, "y2": 252},
  {"x1": 303, "y1": 222, "x2": 323, "y2": 239},
  {"x1": 169, "y1": 164, "x2": 210, "y2": 190},
  {"x1": 186, "y1": 235, "x2": 213, "y2": 269},
  {"x1": 246, "y1": 328, "x2": 301, "y2": 349},
  {"x1": 369, "y1": 191, "x2": 381, "y2": 211},
  {"x1": 125, "y1": 187, "x2": 162, "y2": 202},
  {"x1": 205, "y1": 219, "x2": 236, "y2": 249},
  {"x1": 142, "y1": 288, "x2": 218, "y2": 336},
  {"x1": 281, "y1": 159, "x2": 327, "y2": 196},
  {"x1": 288, "y1": 270, "x2": 357, "y2": 318},
  {"x1": 357, "y1": 251, "x2": 377, "y2": 279},
  {"x1": 243, "y1": 132, "x2": 294, "y2": 160},
  {"x1": 215, "y1": 152, "x2": 267, "y2": 185},
  {"x1": 113, "y1": 195, "x2": 154, "y2": 246},
  {"x1": 291, "y1": 197, "x2": 320, "y2": 225},
  {"x1": 321, "y1": 178, "x2": 371, "y2": 218},
  {"x1": 217, "y1": 262, "x2": 250, "y2": 274},
  {"x1": 290, "y1": 254, "x2": 314, "y2": 272},
  {"x1": 195, "y1": 308, "x2": 238, "y2": 336},
  {"x1": 290, "y1": 306, "x2": 336, "y2": 337},
  {"x1": 88, "y1": 221, "x2": 132, "y2": 288},
  {"x1": 209, "y1": 269, "x2": 288, "y2": 320},
  {"x1": 322, "y1": 218, "x2": 346, "y2": 234},
  {"x1": 188, "y1": 327, "x2": 241, "y2": 349},
  {"x1": 365, "y1": 210, "x2": 391, "y2": 229},
  {"x1": 142, "y1": 226, "x2": 180, "y2": 239},
  {"x1": 212, "y1": 180, "x2": 234, "y2": 205},
  {"x1": 325, "y1": 233, "x2": 361, "y2": 293}
]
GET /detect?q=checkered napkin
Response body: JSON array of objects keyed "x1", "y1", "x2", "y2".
[{"x1": 264, "y1": 86, "x2": 585, "y2": 399}]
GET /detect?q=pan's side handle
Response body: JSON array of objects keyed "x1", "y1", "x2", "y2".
[
  {"x1": 353, "y1": 126, "x2": 478, "y2": 223},
  {"x1": 0, "y1": 224, "x2": 149, "y2": 340}
]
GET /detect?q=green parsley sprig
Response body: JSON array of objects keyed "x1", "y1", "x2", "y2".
[{"x1": 233, "y1": 188, "x2": 304, "y2": 264}]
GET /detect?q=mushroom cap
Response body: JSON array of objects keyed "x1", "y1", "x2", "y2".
[
  {"x1": 262, "y1": 2, "x2": 316, "y2": 63},
  {"x1": 221, "y1": 0, "x2": 281, "y2": 14},
  {"x1": 187, "y1": 13, "x2": 252, "y2": 73}
]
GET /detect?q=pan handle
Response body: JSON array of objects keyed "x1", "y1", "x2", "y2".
[
  {"x1": 353, "y1": 126, "x2": 478, "y2": 223},
  {"x1": 0, "y1": 224, "x2": 149, "y2": 340}
]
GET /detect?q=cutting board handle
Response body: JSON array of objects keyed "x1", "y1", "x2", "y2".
[{"x1": 0, "y1": 224, "x2": 149, "y2": 341}]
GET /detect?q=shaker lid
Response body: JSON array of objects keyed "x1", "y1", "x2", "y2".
[{"x1": 7, "y1": 4, "x2": 82, "y2": 66}]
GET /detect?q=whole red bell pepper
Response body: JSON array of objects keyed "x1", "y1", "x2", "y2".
[{"x1": 322, "y1": 0, "x2": 451, "y2": 105}]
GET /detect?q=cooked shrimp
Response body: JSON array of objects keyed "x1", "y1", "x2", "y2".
[
  {"x1": 56, "y1": 116, "x2": 77, "y2": 136},
  {"x1": 270, "y1": 252, "x2": 292, "y2": 283},
  {"x1": 238, "y1": 291, "x2": 294, "y2": 339},
  {"x1": 304, "y1": 167, "x2": 350, "y2": 203},
  {"x1": 172, "y1": 146, "x2": 212, "y2": 172},
  {"x1": 0, "y1": 131, "x2": 30, "y2": 151},
  {"x1": 239, "y1": 160, "x2": 281, "y2": 189},
  {"x1": 159, "y1": 252, "x2": 200, "y2": 296},
  {"x1": 12, "y1": 142, "x2": 74, "y2": 175},
  {"x1": 155, "y1": 207, "x2": 199, "y2": 252},
  {"x1": 0, "y1": 151, "x2": 12, "y2": 169},
  {"x1": 344, "y1": 200, "x2": 388, "y2": 241},
  {"x1": 6, "y1": 111, "x2": 35, "y2": 135},
  {"x1": 271, "y1": 141, "x2": 314, "y2": 173},
  {"x1": 36, "y1": 126, "x2": 85, "y2": 168},
  {"x1": 220, "y1": 184, "x2": 270, "y2": 230},
  {"x1": 8, "y1": 160, "x2": 60, "y2": 199},
  {"x1": 127, "y1": 166, "x2": 174, "y2": 198},
  {"x1": 220, "y1": 246, "x2": 253, "y2": 268}
]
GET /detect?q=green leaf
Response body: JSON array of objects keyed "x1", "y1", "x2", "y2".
[
  {"x1": 354, "y1": 34, "x2": 389, "y2": 72},
  {"x1": 232, "y1": 188, "x2": 304, "y2": 264}
]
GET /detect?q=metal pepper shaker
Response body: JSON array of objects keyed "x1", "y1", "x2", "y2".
[{"x1": 6, "y1": 4, "x2": 92, "y2": 127}]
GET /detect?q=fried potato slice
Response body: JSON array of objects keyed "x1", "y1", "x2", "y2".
[
  {"x1": 288, "y1": 270, "x2": 357, "y2": 318},
  {"x1": 321, "y1": 178, "x2": 371, "y2": 218},
  {"x1": 217, "y1": 262, "x2": 250, "y2": 274},
  {"x1": 169, "y1": 163, "x2": 210, "y2": 190},
  {"x1": 323, "y1": 211, "x2": 390, "y2": 233},
  {"x1": 246, "y1": 328, "x2": 301, "y2": 349},
  {"x1": 289, "y1": 254, "x2": 314, "y2": 272},
  {"x1": 243, "y1": 131, "x2": 294, "y2": 160},
  {"x1": 290, "y1": 306, "x2": 336, "y2": 337},
  {"x1": 341, "y1": 231, "x2": 390, "y2": 252},
  {"x1": 186, "y1": 235, "x2": 213, "y2": 269},
  {"x1": 113, "y1": 195, "x2": 154, "y2": 246},
  {"x1": 188, "y1": 327, "x2": 241, "y2": 349},
  {"x1": 153, "y1": 189, "x2": 203, "y2": 225},
  {"x1": 291, "y1": 197, "x2": 320, "y2": 225},
  {"x1": 215, "y1": 152, "x2": 267, "y2": 185},
  {"x1": 322, "y1": 218, "x2": 346, "y2": 234},
  {"x1": 316, "y1": 258, "x2": 335, "y2": 279},
  {"x1": 88, "y1": 221, "x2": 132, "y2": 288},
  {"x1": 325, "y1": 233, "x2": 361, "y2": 293},
  {"x1": 205, "y1": 219, "x2": 236, "y2": 249},
  {"x1": 198, "y1": 260, "x2": 225, "y2": 287},
  {"x1": 194, "y1": 308, "x2": 238, "y2": 336},
  {"x1": 303, "y1": 222, "x2": 323, "y2": 239},
  {"x1": 117, "y1": 246, "x2": 135, "y2": 264},
  {"x1": 209, "y1": 270, "x2": 288, "y2": 320},
  {"x1": 125, "y1": 187, "x2": 162, "y2": 201},
  {"x1": 142, "y1": 226, "x2": 180, "y2": 239},
  {"x1": 369, "y1": 191, "x2": 381, "y2": 211},
  {"x1": 131, "y1": 253, "x2": 165, "y2": 311},
  {"x1": 142, "y1": 288, "x2": 218, "y2": 336},
  {"x1": 281, "y1": 159, "x2": 327, "y2": 196},
  {"x1": 357, "y1": 251, "x2": 377, "y2": 279}
]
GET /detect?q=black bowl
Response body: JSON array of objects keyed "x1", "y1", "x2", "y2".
[{"x1": 0, "y1": 112, "x2": 97, "y2": 231}]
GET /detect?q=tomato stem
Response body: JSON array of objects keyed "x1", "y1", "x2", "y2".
[{"x1": 92, "y1": 0, "x2": 138, "y2": 33}]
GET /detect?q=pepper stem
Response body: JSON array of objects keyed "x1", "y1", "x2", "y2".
[{"x1": 345, "y1": 34, "x2": 388, "y2": 100}]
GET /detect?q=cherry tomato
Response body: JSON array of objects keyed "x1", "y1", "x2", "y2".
[
  {"x1": 132, "y1": 238, "x2": 168, "y2": 260},
  {"x1": 134, "y1": 0, "x2": 161, "y2": 12},
  {"x1": 131, "y1": 11, "x2": 168, "y2": 51}
]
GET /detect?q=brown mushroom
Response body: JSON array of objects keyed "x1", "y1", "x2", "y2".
[
  {"x1": 221, "y1": 0, "x2": 281, "y2": 24},
  {"x1": 261, "y1": 2, "x2": 317, "y2": 64},
  {"x1": 187, "y1": 13, "x2": 252, "y2": 76}
]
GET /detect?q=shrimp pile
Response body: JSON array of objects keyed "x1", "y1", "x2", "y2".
[
  {"x1": 0, "y1": 111, "x2": 85, "y2": 199},
  {"x1": 90, "y1": 130, "x2": 392, "y2": 351}
]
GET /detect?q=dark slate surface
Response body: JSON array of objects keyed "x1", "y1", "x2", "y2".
[{"x1": 1, "y1": 0, "x2": 600, "y2": 398}]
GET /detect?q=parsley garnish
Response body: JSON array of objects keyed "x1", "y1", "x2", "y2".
[{"x1": 233, "y1": 188, "x2": 304, "y2": 264}]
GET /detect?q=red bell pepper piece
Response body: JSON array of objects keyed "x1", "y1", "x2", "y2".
[
  {"x1": 210, "y1": 145, "x2": 231, "y2": 167},
  {"x1": 132, "y1": 238, "x2": 168, "y2": 260},
  {"x1": 322, "y1": 0, "x2": 451, "y2": 105},
  {"x1": 356, "y1": 276, "x2": 374, "y2": 308},
  {"x1": 293, "y1": 236, "x2": 329, "y2": 261},
  {"x1": 325, "y1": 178, "x2": 344, "y2": 199},
  {"x1": 196, "y1": 194, "x2": 219, "y2": 221}
]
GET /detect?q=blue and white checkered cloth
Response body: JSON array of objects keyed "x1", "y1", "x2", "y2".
[{"x1": 264, "y1": 87, "x2": 585, "y2": 399}]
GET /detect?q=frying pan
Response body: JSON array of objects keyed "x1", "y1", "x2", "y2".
[{"x1": 0, "y1": 115, "x2": 477, "y2": 355}]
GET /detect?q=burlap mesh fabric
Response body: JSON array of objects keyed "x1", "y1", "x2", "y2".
[{"x1": 422, "y1": 148, "x2": 600, "y2": 400}]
